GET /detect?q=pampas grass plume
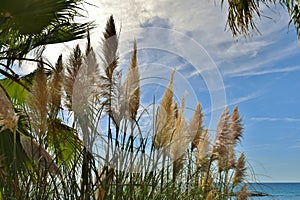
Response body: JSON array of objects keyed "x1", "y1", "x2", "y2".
[{"x1": 190, "y1": 103, "x2": 203, "y2": 151}]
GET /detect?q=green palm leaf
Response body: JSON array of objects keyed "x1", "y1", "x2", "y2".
[
  {"x1": 0, "y1": 72, "x2": 34, "y2": 105},
  {"x1": 0, "y1": 0, "x2": 92, "y2": 60}
]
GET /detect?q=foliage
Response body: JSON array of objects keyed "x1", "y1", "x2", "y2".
[
  {"x1": 222, "y1": 0, "x2": 300, "y2": 41},
  {"x1": 0, "y1": 0, "x2": 92, "y2": 83}
]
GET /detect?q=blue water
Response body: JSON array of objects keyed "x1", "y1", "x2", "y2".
[{"x1": 248, "y1": 183, "x2": 300, "y2": 200}]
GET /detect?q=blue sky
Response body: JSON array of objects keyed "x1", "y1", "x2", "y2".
[{"x1": 39, "y1": 0, "x2": 300, "y2": 182}]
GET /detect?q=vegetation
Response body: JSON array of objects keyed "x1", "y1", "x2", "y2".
[
  {"x1": 222, "y1": 0, "x2": 300, "y2": 41},
  {"x1": 0, "y1": 14, "x2": 250, "y2": 199},
  {"x1": 3, "y1": 0, "x2": 299, "y2": 199}
]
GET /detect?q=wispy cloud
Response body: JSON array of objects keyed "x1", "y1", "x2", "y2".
[
  {"x1": 203, "y1": 92, "x2": 259, "y2": 115},
  {"x1": 228, "y1": 93, "x2": 260, "y2": 105},
  {"x1": 251, "y1": 117, "x2": 300, "y2": 122},
  {"x1": 229, "y1": 65, "x2": 300, "y2": 77}
]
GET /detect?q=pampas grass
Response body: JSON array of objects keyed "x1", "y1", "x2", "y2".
[
  {"x1": 154, "y1": 69, "x2": 176, "y2": 149},
  {"x1": 190, "y1": 103, "x2": 203, "y2": 151},
  {"x1": 195, "y1": 128, "x2": 210, "y2": 170},
  {"x1": 0, "y1": 85, "x2": 18, "y2": 132},
  {"x1": 49, "y1": 55, "x2": 63, "y2": 119},
  {"x1": 233, "y1": 152, "x2": 247, "y2": 188},
  {"x1": 27, "y1": 63, "x2": 48, "y2": 138},
  {"x1": 0, "y1": 15, "x2": 252, "y2": 200},
  {"x1": 170, "y1": 94, "x2": 190, "y2": 180},
  {"x1": 237, "y1": 184, "x2": 249, "y2": 200},
  {"x1": 124, "y1": 40, "x2": 140, "y2": 120}
]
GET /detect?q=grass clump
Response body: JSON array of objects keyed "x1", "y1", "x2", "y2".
[{"x1": 0, "y1": 15, "x2": 249, "y2": 199}]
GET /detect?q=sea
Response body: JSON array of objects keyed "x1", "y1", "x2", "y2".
[{"x1": 247, "y1": 183, "x2": 300, "y2": 200}]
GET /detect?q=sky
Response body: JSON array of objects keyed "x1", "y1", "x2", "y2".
[{"x1": 38, "y1": 0, "x2": 300, "y2": 182}]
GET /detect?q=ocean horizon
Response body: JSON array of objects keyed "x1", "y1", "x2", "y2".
[{"x1": 247, "y1": 182, "x2": 300, "y2": 200}]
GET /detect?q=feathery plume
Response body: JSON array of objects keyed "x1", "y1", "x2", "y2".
[
  {"x1": 190, "y1": 103, "x2": 203, "y2": 151},
  {"x1": 154, "y1": 69, "x2": 176, "y2": 149},
  {"x1": 170, "y1": 94, "x2": 191, "y2": 180},
  {"x1": 69, "y1": 44, "x2": 100, "y2": 148},
  {"x1": 65, "y1": 45, "x2": 83, "y2": 110},
  {"x1": 214, "y1": 107, "x2": 230, "y2": 148},
  {"x1": 227, "y1": 106, "x2": 243, "y2": 169},
  {"x1": 100, "y1": 15, "x2": 119, "y2": 119},
  {"x1": 27, "y1": 63, "x2": 48, "y2": 137},
  {"x1": 49, "y1": 55, "x2": 63, "y2": 119},
  {"x1": 229, "y1": 105, "x2": 243, "y2": 145},
  {"x1": 172, "y1": 101, "x2": 178, "y2": 120},
  {"x1": 102, "y1": 15, "x2": 118, "y2": 81},
  {"x1": 20, "y1": 134, "x2": 60, "y2": 175},
  {"x1": 0, "y1": 85, "x2": 18, "y2": 132},
  {"x1": 111, "y1": 71, "x2": 124, "y2": 127},
  {"x1": 237, "y1": 184, "x2": 248, "y2": 200},
  {"x1": 227, "y1": 143, "x2": 236, "y2": 169},
  {"x1": 213, "y1": 107, "x2": 231, "y2": 171},
  {"x1": 195, "y1": 128, "x2": 210, "y2": 170},
  {"x1": 124, "y1": 40, "x2": 140, "y2": 119},
  {"x1": 233, "y1": 152, "x2": 247, "y2": 188}
]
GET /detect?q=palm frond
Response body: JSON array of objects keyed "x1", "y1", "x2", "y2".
[
  {"x1": 20, "y1": 134, "x2": 60, "y2": 175},
  {"x1": 0, "y1": 72, "x2": 34, "y2": 105},
  {"x1": 0, "y1": 0, "x2": 92, "y2": 62},
  {"x1": 224, "y1": 0, "x2": 262, "y2": 36}
]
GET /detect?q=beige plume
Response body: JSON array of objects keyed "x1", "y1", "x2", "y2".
[
  {"x1": 27, "y1": 64, "x2": 48, "y2": 137},
  {"x1": 125, "y1": 40, "x2": 140, "y2": 119},
  {"x1": 154, "y1": 69, "x2": 176, "y2": 149},
  {"x1": 0, "y1": 85, "x2": 18, "y2": 132},
  {"x1": 229, "y1": 105, "x2": 243, "y2": 145},
  {"x1": 190, "y1": 103, "x2": 203, "y2": 151},
  {"x1": 233, "y1": 152, "x2": 247, "y2": 188},
  {"x1": 49, "y1": 55, "x2": 63, "y2": 119},
  {"x1": 195, "y1": 128, "x2": 210, "y2": 170},
  {"x1": 237, "y1": 184, "x2": 248, "y2": 200},
  {"x1": 170, "y1": 94, "x2": 191, "y2": 180}
]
